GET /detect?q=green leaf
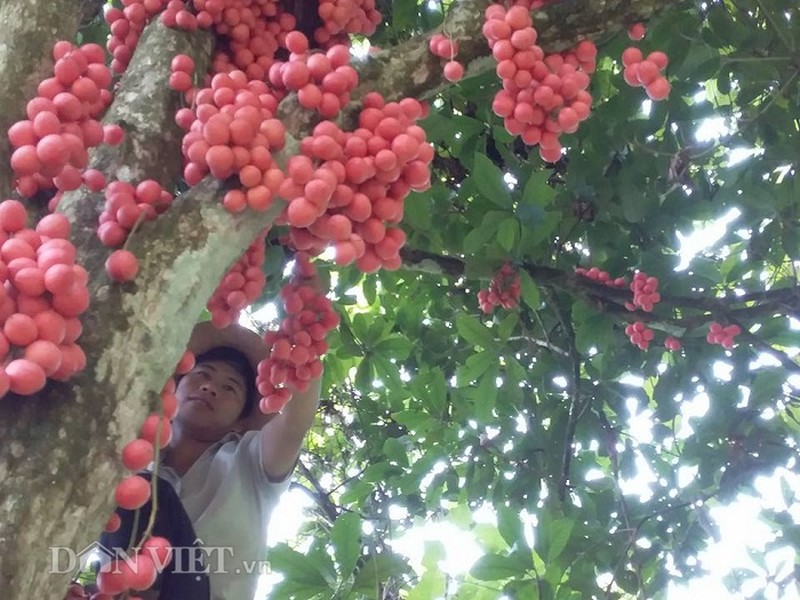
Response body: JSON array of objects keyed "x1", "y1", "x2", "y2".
[
  {"x1": 497, "y1": 312, "x2": 519, "y2": 342},
  {"x1": 521, "y1": 170, "x2": 556, "y2": 207},
  {"x1": 456, "y1": 314, "x2": 499, "y2": 350},
  {"x1": 546, "y1": 518, "x2": 575, "y2": 562},
  {"x1": 374, "y1": 335, "x2": 412, "y2": 360},
  {"x1": 464, "y1": 216, "x2": 502, "y2": 254},
  {"x1": 426, "y1": 368, "x2": 447, "y2": 415},
  {"x1": 352, "y1": 553, "x2": 411, "y2": 597},
  {"x1": 355, "y1": 358, "x2": 373, "y2": 389},
  {"x1": 497, "y1": 217, "x2": 520, "y2": 252},
  {"x1": 469, "y1": 553, "x2": 528, "y2": 581},
  {"x1": 268, "y1": 543, "x2": 329, "y2": 587},
  {"x1": 518, "y1": 270, "x2": 541, "y2": 310},
  {"x1": 473, "y1": 152, "x2": 512, "y2": 208},
  {"x1": 457, "y1": 350, "x2": 497, "y2": 385},
  {"x1": 383, "y1": 437, "x2": 409, "y2": 467},
  {"x1": 472, "y1": 367, "x2": 499, "y2": 422},
  {"x1": 332, "y1": 512, "x2": 362, "y2": 577},
  {"x1": 497, "y1": 504, "x2": 527, "y2": 549}
]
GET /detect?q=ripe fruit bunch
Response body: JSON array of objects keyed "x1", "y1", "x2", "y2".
[
  {"x1": 575, "y1": 266, "x2": 626, "y2": 288},
  {"x1": 621, "y1": 47, "x2": 670, "y2": 101},
  {"x1": 625, "y1": 321, "x2": 654, "y2": 350},
  {"x1": 627, "y1": 271, "x2": 661, "y2": 312},
  {"x1": 256, "y1": 253, "x2": 339, "y2": 413},
  {"x1": 483, "y1": 4, "x2": 595, "y2": 162},
  {"x1": 315, "y1": 0, "x2": 382, "y2": 47},
  {"x1": 176, "y1": 70, "x2": 287, "y2": 213},
  {"x1": 0, "y1": 200, "x2": 88, "y2": 397},
  {"x1": 95, "y1": 536, "x2": 171, "y2": 597},
  {"x1": 198, "y1": 2, "x2": 297, "y2": 81},
  {"x1": 478, "y1": 263, "x2": 521, "y2": 313},
  {"x1": 106, "y1": 348, "x2": 191, "y2": 536},
  {"x1": 707, "y1": 322, "x2": 741, "y2": 349},
  {"x1": 105, "y1": 0, "x2": 169, "y2": 74},
  {"x1": 429, "y1": 34, "x2": 464, "y2": 82},
  {"x1": 98, "y1": 180, "x2": 173, "y2": 249},
  {"x1": 278, "y1": 94, "x2": 429, "y2": 273},
  {"x1": 8, "y1": 42, "x2": 116, "y2": 198},
  {"x1": 160, "y1": 0, "x2": 206, "y2": 30},
  {"x1": 206, "y1": 229, "x2": 268, "y2": 327},
  {"x1": 267, "y1": 37, "x2": 359, "y2": 118}
]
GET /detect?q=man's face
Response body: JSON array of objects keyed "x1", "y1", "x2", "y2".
[{"x1": 174, "y1": 359, "x2": 249, "y2": 437}]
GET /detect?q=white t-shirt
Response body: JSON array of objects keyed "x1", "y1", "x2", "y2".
[{"x1": 152, "y1": 430, "x2": 292, "y2": 600}]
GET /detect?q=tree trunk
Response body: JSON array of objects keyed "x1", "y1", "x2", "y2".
[{"x1": 0, "y1": 0, "x2": 670, "y2": 597}]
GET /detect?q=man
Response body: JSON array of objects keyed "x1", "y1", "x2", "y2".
[{"x1": 74, "y1": 320, "x2": 320, "y2": 600}]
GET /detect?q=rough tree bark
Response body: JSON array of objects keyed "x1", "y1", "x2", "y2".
[{"x1": 0, "y1": 0, "x2": 671, "y2": 597}]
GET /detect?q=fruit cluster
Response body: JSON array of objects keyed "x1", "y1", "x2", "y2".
[
  {"x1": 628, "y1": 271, "x2": 661, "y2": 312},
  {"x1": 429, "y1": 34, "x2": 464, "y2": 82},
  {"x1": 206, "y1": 230, "x2": 269, "y2": 327},
  {"x1": 106, "y1": 0, "x2": 170, "y2": 73},
  {"x1": 256, "y1": 253, "x2": 339, "y2": 413},
  {"x1": 707, "y1": 322, "x2": 741, "y2": 349},
  {"x1": 575, "y1": 266, "x2": 627, "y2": 288},
  {"x1": 624, "y1": 321, "x2": 654, "y2": 350},
  {"x1": 267, "y1": 37, "x2": 358, "y2": 118},
  {"x1": 478, "y1": 263, "x2": 521, "y2": 313},
  {"x1": 97, "y1": 180, "x2": 173, "y2": 249},
  {"x1": 96, "y1": 352, "x2": 192, "y2": 597},
  {"x1": 177, "y1": 71, "x2": 286, "y2": 213},
  {"x1": 483, "y1": 4, "x2": 595, "y2": 162},
  {"x1": 621, "y1": 47, "x2": 670, "y2": 100},
  {"x1": 315, "y1": 0, "x2": 382, "y2": 47},
  {"x1": 8, "y1": 42, "x2": 117, "y2": 198},
  {"x1": 0, "y1": 201, "x2": 88, "y2": 397},
  {"x1": 280, "y1": 93, "x2": 429, "y2": 272}
]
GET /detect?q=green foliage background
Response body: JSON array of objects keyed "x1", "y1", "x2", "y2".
[{"x1": 250, "y1": 0, "x2": 800, "y2": 598}]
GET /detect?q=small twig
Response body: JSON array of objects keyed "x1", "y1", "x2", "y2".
[
  {"x1": 543, "y1": 285, "x2": 585, "y2": 502},
  {"x1": 296, "y1": 459, "x2": 340, "y2": 522},
  {"x1": 506, "y1": 335, "x2": 569, "y2": 356},
  {"x1": 732, "y1": 325, "x2": 800, "y2": 376}
]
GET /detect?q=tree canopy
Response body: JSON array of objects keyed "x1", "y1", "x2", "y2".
[{"x1": 0, "y1": 0, "x2": 798, "y2": 598}]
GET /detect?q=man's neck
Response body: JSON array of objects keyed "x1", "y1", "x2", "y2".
[{"x1": 162, "y1": 426, "x2": 218, "y2": 477}]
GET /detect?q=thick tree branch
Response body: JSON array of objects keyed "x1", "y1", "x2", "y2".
[
  {"x1": 0, "y1": 21, "x2": 287, "y2": 599},
  {"x1": 399, "y1": 247, "x2": 800, "y2": 376},
  {"x1": 400, "y1": 247, "x2": 799, "y2": 330}
]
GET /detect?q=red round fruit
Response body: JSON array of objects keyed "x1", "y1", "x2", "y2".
[
  {"x1": 5, "y1": 359, "x2": 47, "y2": 395},
  {"x1": 24, "y1": 340, "x2": 62, "y2": 376},
  {"x1": 122, "y1": 438, "x2": 155, "y2": 471},
  {"x1": 105, "y1": 250, "x2": 139, "y2": 282},
  {"x1": 115, "y1": 475, "x2": 151, "y2": 510}
]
